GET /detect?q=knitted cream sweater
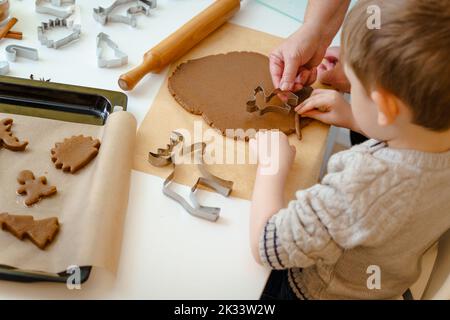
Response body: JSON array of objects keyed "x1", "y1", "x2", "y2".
[{"x1": 260, "y1": 140, "x2": 450, "y2": 300}]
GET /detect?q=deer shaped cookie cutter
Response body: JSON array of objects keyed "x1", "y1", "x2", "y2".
[
  {"x1": 246, "y1": 86, "x2": 314, "y2": 140},
  {"x1": 148, "y1": 131, "x2": 233, "y2": 222}
]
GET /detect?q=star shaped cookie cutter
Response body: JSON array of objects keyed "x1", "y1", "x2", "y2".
[
  {"x1": 148, "y1": 131, "x2": 234, "y2": 222},
  {"x1": 246, "y1": 86, "x2": 313, "y2": 140}
]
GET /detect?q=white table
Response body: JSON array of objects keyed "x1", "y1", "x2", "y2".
[{"x1": 0, "y1": 0, "x2": 337, "y2": 299}]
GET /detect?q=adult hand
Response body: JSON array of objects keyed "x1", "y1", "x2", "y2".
[{"x1": 269, "y1": 23, "x2": 330, "y2": 92}]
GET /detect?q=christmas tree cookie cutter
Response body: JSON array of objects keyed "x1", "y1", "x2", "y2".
[
  {"x1": 148, "y1": 131, "x2": 233, "y2": 222},
  {"x1": 96, "y1": 32, "x2": 128, "y2": 68}
]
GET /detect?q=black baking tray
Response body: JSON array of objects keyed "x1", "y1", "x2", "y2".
[{"x1": 0, "y1": 75, "x2": 128, "y2": 284}]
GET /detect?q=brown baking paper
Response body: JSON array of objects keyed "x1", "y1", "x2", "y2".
[
  {"x1": 134, "y1": 23, "x2": 330, "y2": 200},
  {"x1": 0, "y1": 111, "x2": 136, "y2": 274}
]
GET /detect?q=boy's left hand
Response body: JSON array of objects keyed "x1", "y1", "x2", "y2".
[{"x1": 250, "y1": 131, "x2": 296, "y2": 177}]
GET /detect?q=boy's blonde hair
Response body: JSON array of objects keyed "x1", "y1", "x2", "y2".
[{"x1": 342, "y1": 0, "x2": 450, "y2": 131}]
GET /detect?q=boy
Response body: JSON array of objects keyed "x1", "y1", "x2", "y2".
[{"x1": 250, "y1": 0, "x2": 450, "y2": 299}]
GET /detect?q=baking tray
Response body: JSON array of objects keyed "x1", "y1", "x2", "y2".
[{"x1": 0, "y1": 75, "x2": 128, "y2": 284}]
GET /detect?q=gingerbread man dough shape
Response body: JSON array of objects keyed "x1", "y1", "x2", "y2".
[
  {"x1": 17, "y1": 170, "x2": 57, "y2": 206},
  {"x1": 0, "y1": 118, "x2": 28, "y2": 151}
]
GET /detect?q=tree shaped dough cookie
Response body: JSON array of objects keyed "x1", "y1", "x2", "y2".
[
  {"x1": 17, "y1": 170, "x2": 57, "y2": 206},
  {"x1": 0, "y1": 118, "x2": 28, "y2": 151},
  {"x1": 0, "y1": 213, "x2": 59, "y2": 250},
  {"x1": 51, "y1": 135, "x2": 101, "y2": 173}
]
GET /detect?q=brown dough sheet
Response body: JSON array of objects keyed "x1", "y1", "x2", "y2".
[{"x1": 168, "y1": 51, "x2": 311, "y2": 140}]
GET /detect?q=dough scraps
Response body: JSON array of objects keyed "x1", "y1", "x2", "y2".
[
  {"x1": 0, "y1": 213, "x2": 59, "y2": 250},
  {"x1": 168, "y1": 51, "x2": 313, "y2": 140},
  {"x1": 0, "y1": 118, "x2": 28, "y2": 151},
  {"x1": 51, "y1": 135, "x2": 101, "y2": 173},
  {"x1": 17, "y1": 170, "x2": 57, "y2": 206}
]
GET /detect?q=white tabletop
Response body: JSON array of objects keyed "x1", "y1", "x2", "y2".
[{"x1": 0, "y1": 0, "x2": 326, "y2": 299}]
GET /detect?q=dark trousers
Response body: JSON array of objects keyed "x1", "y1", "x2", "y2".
[{"x1": 260, "y1": 270, "x2": 299, "y2": 300}]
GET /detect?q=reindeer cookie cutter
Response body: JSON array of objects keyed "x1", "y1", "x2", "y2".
[
  {"x1": 93, "y1": 0, "x2": 157, "y2": 27},
  {"x1": 246, "y1": 86, "x2": 300, "y2": 115},
  {"x1": 246, "y1": 86, "x2": 314, "y2": 140},
  {"x1": 148, "y1": 131, "x2": 233, "y2": 222}
]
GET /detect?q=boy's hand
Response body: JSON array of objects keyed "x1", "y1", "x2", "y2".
[
  {"x1": 250, "y1": 131, "x2": 296, "y2": 178},
  {"x1": 317, "y1": 47, "x2": 351, "y2": 93},
  {"x1": 295, "y1": 89, "x2": 360, "y2": 132}
]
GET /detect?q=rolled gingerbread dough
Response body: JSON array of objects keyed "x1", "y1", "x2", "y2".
[{"x1": 168, "y1": 51, "x2": 312, "y2": 140}]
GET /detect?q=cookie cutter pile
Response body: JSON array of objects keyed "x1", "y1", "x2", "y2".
[
  {"x1": 148, "y1": 131, "x2": 233, "y2": 222},
  {"x1": 37, "y1": 18, "x2": 81, "y2": 49},
  {"x1": 96, "y1": 32, "x2": 128, "y2": 68},
  {"x1": 246, "y1": 86, "x2": 314, "y2": 140},
  {"x1": 93, "y1": 0, "x2": 157, "y2": 27}
]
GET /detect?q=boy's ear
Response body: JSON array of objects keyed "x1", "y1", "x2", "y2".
[{"x1": 371, "y1": 88, "x2": 400, "y2": 127}]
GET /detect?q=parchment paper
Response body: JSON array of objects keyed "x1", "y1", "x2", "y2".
[
  {"x1": 0, "y1": 111, "x2": 136, "y2": 274},
  {"x1": 134, "y1": 23, "x2": 329, "y2": 200}
]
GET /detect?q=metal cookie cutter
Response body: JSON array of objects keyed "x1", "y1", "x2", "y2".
[
  {"x1": 246, "y1": 86, "x2": 301, "y2": 116},
  {"x1": 246, "y1": 86, "x2": 313, "y2": 139},
  {"x1": 5, "y1": 45, "x2": 39, "y2": 62},
  {"x1": 38, "y1": 18, "x2": 81, "y2": 49},
  {"x1": 96, "y1": 32, "x2": 128, "y2": 68},
  {"x1": 50, "y1": 0, "x2": 75, "y2": 6},
  {"x1": 93, "y1": 0, "x2": 156, "y2": 27},
  {"x1": 148, "y1": 131, "x2": 233, "y2": 222},
  {"x1": 35, "y1": 0, "x2": 75, "y2": 19},
  {"x1": 127, "y1": 0, "x2": 157, "y2": 16}
]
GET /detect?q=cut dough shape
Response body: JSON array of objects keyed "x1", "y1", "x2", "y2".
[
  {"x1": 0, "y1": 213, "x2": 59, "y2": 250},
  {"x1": 17, "y1": 170, "x2": 57, "y2": 206},
  {"x1": 51, "y1": 135, "x2": 101, "y2": 173},
  {"x1": 168, "y1": 51, "x2": 313, "y2": 140},
  {"x1": 0, "y1": 118, "x2": 28, "y2": 151}
]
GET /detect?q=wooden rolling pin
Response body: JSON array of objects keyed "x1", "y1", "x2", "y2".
[{"x1": 118, "y1": 0, "x2": 240, "y2": 91}]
